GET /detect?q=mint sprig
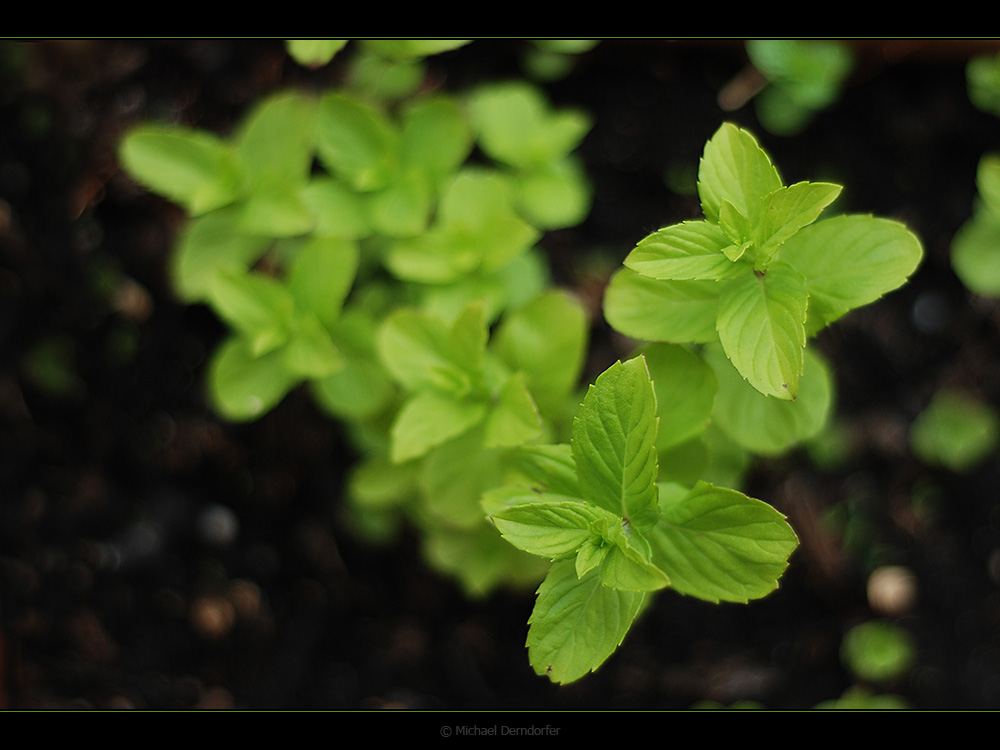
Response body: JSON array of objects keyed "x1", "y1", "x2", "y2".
[{"x1": 491, "y1": 355, "x2": 798, "y2": 683}]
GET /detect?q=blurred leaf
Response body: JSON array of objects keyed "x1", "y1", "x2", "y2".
[
  {"x1": 317, "y1": 93, "x2": 399, "y2": 192},
  {"x1": 235, "y1": 90, "x2": 318, "y2": 191},
  {"x1": 399, "y1": 96, "x2": 473, "y2": 185},
  {"x1": 469, "y1": 81, "x2": 591, "y2": 170},
  {"x1": 840, "y1": 621, "x2": 916, "y2": 683},
  {"x1": 362, "y1": 39, "x2": 470, "y2": 61},
  {"x1": 286, "y1": 39, "x2": 347, "y2": 67},
  {"x1": 171, "y1": 207, "x2": 270, "y2": 301},
  {"x1": 967, "y1": 52, "x2": 1000, "y2": 118},
  {"x1": 208, "y1": 336, "x2": 301, "y2": 421},
  {"x1": 705, "y1": 342, "x2": 832, "y2": 457},
  {"x1": 390, "y1": 390, "x2": 487, "y2": 463},
  {"x1": 118, "y1": 125, "x2": 244, "y2": 215},
  {"x1": 910, "y1": 390, "x2": 1000, "y2": 472},
  {"x1": 512, "y1": 156, "x2": 592, "y2": 230},
  {"x1": 492, "y1": 290, "x2": 588, "y2": 413},
  {"x1": 642, "y1": 343, "x2": 716, "y2": 453}
]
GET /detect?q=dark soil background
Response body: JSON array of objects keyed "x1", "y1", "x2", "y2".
[{"x1": 3, "y1": 39, "x2": 1000, "y2": 711}]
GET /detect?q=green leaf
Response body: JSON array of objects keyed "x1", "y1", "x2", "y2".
[
  {"x1": 624, "y1": 220, "x2": 743, "y2": 281},
  {"x1": 754, "y1": 181, "x2": 842, "y2": 260},
  {"x1": 706, "y1": 343, "x2": 832, "y2": 456},
  {"x1": 952, "y1": 156, "x2": 1000, "y2": 298},
  {"x1": 422, "y1": 518, "x2": 548, "y2": 598},
  {"x1": 235, "y1": 90, "x2": 318, "y2": 192},
  {"x1": 747, "y1": 39, "x2": 855, "y2": 110},
  {"x1": 716, "y1": 261, "x2": 808, "y2": 400},
  {"x1": 642, "y1": 343, "x2": 717, "y2": 452},
  {"x1": 976, "y1": 153, "x2": 1000, "y2": 218},
  {"x1": 448, "y1": 302, "x2": 489, "y2": 379},
  {"x1": 390, "y1": 390, "x2": 487, "y2": 463},
  {"x1": 512, "y1": 156, "x2": 592, "y2": 230},
  {"x1": 483, "y1": 373, "x2": 543, "y2": 449},
  {"x1": 286, "y1": 236, "x2": 359, "y2": 328},
  {"x1": 747, "y1": 40, "x2": 855, "y2": 136},
  {"x1": 207, "y1": 270, "x2": 294, "y2": 356},
  {"x1": 572, "y1": 357, "x2": 659, "y2": 527},
  {"x1": 647, "y1": 482, "x2": 799, "y2": 603},
  {"x1": 658, "y1": 425, "x2": 751, "y2": 491},
  {"x1": 776, "y1": 214, "x2": 923, "y2": 334},
  {"x1": 492, "y1": 291, "x2": 588, "y2": 413},
  {"x1": 170, "y1": 207, "x2": 270, "y2": 302},
  {"x1": 362, "y1": 39, "x2": 471, "y2": 61},
  {"x1": 347, "y1": 50, "x2": 425, "y2": 101},
  {"x1": 286, "y1": 39, "x2": 347, "y2": 67},
  {"x1": 385, "y1": 170, "x2": 540, "y2": 283},
  {"x1": 717, "y1": 202, "x2": 754, "y2": 256},
  {"x1": 698, "y1": 123, "x2": 783, "y2": 225},
  {"x1": 840, "y1": 620, "x2": 916, "y2": 683},
  {"x1": 377, "y1": 308, "x2": 479, "y2": 396},
  {"x1": 302, "y1": 178, "x2": 373, "y2": 239},
  {"x1": 236, "y1": 186, "x2": 317, "y2": 237},
  {"x1": 348, "y1": 454, "x2": 418, "y2": 512},
  {"x1": 118, "y1": 125, "x2": 244, "y2": 215},
  {"x1": 208, "y1": 336, "x2": 301, "y2": 421},
  {"x1": 599, "y1": 542, "x2": 670, "y2": 592},
  {"x1": 603, "y1": 269, "x2": 720, "y2": 344},
  {"x1": 574, "y1": 538, "x2": 608, "y2": 578},
  {"x1": 469, "y1": 81, "x2": 591, "y2": 170},
  {"x1": 909, "y1": 389, "x2": 1000, "y2": 472},
  {"x1": 369, "y1": 168, "x2": 433, "y2": 237},
  {"x1": 813, "y1": 688, "x2": 910, "y2": 711},
  {"x1": 509, "y1": 443, "x2": 581, "y2": 497},
  {"x1": 419, "y1": 427, "x2": 504, "y2": 527},
  {"x1": 399, "y1": 96, "x2": 473, "y2": 185},
  {"x1": 383, "y1": 228, "x2": 478, "y2": 283},
  {"x1": 282, "y1": 313, "x2": 343, "y2": 379},
  {"x1": 952, "y1": 213, "x2": 1000, "y2": 298},
  {"x1": 317, "y1": 93, "x2": 399, "y2": 192},
  {"x1": 441, "y1": 171, "x2": 541, "y2": 274},
  {"x1": 310, "y1": 308, "x2": 395, "y2": 421},
  {"x1": 491, "y1": 499, "x2": 619, "y2": 559},
  {"x1": 526, "y1": 560, "x2": 645, "y2": 683},
  {"x1": 418, "y1": 248, "x2": 550, "y2": 325},
  {"x1": 968, "y1": 54, "x2": 1000, "y2": 119}
]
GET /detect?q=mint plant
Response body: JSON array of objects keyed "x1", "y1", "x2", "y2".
[
  {"x1": 489, "y1": 356, "x2": 798, "y2": 683},
  {"x1": 362, "y1": 289, "x2": 589, "y2": 593},
  {"x1": 603, "y1": 123, "x2": 922, "y2": 480},
  {"x1": 117, "y1": 40, "x2": 928, "y2": 689},
  {"x1": 481, "y1": 122, "x2": 923, "y2": 683},
  {"x1": 376, "y1": 300, "x2": 543, "y2": 464},
  {"x1": 607, "y1": 122, "x2": 922, "y2": 403},
  {"x1": 117, "y1": 40, "x2": 596, "y2": 596}
]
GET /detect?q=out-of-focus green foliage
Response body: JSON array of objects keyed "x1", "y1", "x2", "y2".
[
  {"x1": 746, "y1": 39, "x2": 855, "y2": 136},
  {"x1": 910, "y1": 389, "x2": 1000, "y2": 472},
  {"x1": 840, "y1": 620, "x2": 917, "y2": 684}
]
